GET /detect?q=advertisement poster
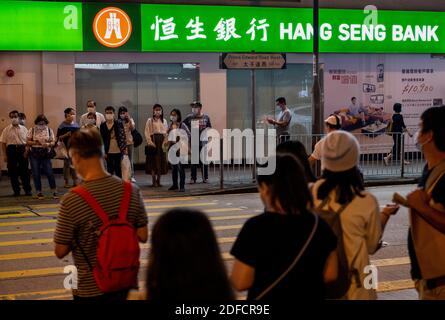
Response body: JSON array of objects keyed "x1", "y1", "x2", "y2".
[{"x1": 323, "y1": 54, "x2": 445, "y2": 153}]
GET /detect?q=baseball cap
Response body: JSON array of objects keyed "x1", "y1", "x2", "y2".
[
  {"x1": 324, "y1": 114, "x2": 341, "y2": 127},
  {"x1": 190, "y1": 101, "x2": 202, "y2": 107}
]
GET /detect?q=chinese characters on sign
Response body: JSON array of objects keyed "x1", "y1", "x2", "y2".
[
  {"x1": 220, "y1": 53, "x2": 286, "y2": 69},
  {"x1": 329, "y1": 69, "x2": 358, "y2": 84},
  {"x1": 150, "y1": 16, "x2": 264, "y2": 42}
]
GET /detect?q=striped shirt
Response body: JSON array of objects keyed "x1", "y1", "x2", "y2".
[{"x1": 54, "y1": 175, "x2": 148, "y2": 297}]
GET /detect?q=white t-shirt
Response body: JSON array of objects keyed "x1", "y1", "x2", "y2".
[
  {"x1": 312, "y1": 179, "x2": 382, "y2": 300},
  {"x1": 311, "y1": 138, "x2": 324, "y2": 161},
  {"x1": 276, "y1": 108, "x2": 292, "y2": 136},
  {"x1": 0, "y1": 125, "x2": 28, "y2": 146}
]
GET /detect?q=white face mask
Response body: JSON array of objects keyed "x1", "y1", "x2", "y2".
[
  {"x1": 154, "y1": 111, "x2": 161, "y2": 117},
  {"x1": 86, "y1": 119, "x2": 96, "y2": 125},
  {"x1": 120, "y1": 114, "x2": 126, "y2": 120},
  {"x1": 415, "y1": 130, "x2": 430, "y2": 151},
  {"x1": 192, "y1": 108, "x2": 199, "y2": 115},
  {"x1": 170, "y1": 115, "x2": 177, "y2": 122},
  {"x1": 105, "y1": 114, "x2": 114, "y2": 121},
  {"x1": 37, "y1": 124, "x2": 46, "y2": 130},
  {"x1": 87, "y1": 107, "x2": 95, "y2": 113},
  {"x1": 11, "y1": 118, "x2": 19, "y2": 125}
]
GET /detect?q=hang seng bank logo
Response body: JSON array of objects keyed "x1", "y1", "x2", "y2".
[{"x1": 93, "y1": 7, "x2": 132, "y2": 48}]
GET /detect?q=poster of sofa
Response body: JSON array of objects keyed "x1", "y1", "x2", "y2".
[{"x1": 323, "y1": 54, "x2": 445, "y2": 154}]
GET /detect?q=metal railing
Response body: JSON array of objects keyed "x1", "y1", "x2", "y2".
[
  {"x1": 203, "y1": 132, "x2": 424, "y2": 189},
  {"x1": 292, "y1": 132, "x2": 424, "y2": 180}
]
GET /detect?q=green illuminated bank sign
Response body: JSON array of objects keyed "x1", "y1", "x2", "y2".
[{"x1": 1, "y1": 1, "x2": 444, "y2": 53}]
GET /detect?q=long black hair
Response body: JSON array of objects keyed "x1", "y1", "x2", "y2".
[
  {"x1": 170, "y1": 108, "x2": 182, "y2": 123},
  {"x1": 152, "y1": 103, "x2": 164, "y2": 121},
  {"x1": 147, "y1": 209, "x2": 234, "y2": 301},
  {"x1": 317, "y1": 167, "x2": 365, "y2": 205},
  {"x1": 257, "y1": 154, "x2": 313, "y2": 215},
  {"x1": 276, "y1": 140, "x2": 316, "y2": 183}
]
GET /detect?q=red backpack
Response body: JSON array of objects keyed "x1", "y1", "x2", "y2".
[{"x1": 72, "y1": 181, "x2": 140, "y2": 293}]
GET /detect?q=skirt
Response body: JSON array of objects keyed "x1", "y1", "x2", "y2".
[{"x1": 145, "y1": 134, "x2": 168, "y2": 175}]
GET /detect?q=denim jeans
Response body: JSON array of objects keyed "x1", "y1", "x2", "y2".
[
  {"x1": 106, "y1": 153, "x2": 122, "y2": 178},
  {"x1": 172, "y1": 163, "x2": 185, "y2": 189},
  {"x1": 29, "y1": 154, "x2": 56, "y2": 192},
  {"x1": 63, "y1": 158, "x2": 77, "y2": 183}
]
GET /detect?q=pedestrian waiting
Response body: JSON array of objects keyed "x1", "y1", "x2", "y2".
[
  {"x1": 57, "y1": 107, "x2": 80, "y2": 188},
  {"x1": 405, "y1": 106, "x2": 445, "y2": 300},
  {"x1": 145, "y1": 104, "x2": 168, "y2": 187},
  {"x1": 146, "y1": 209, "x2": 234, "y2": 301},
  {"x1": 27, "y1": 114, "x2": 58, "y2": 200},
  {"x1": 100, "y1": 106, "x2": 128, "y2": 178},
  {"x1": 312, "y1": 130, "x2": 399, "y2": 299},
  {"x1": 167, "y1": 108, "x2": 191, "y2": 192},
  {"x1": 0, "y1": 110, "x2": 32, "y2": 197},
  {"x1": 231, "y1": 154, "x2": 338, "y2": 300},
  {"x1": 54, "y1": 128, "x2": 148, "y2": 301}
]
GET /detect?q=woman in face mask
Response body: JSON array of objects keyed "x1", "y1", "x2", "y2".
[
  {"x1": 27, "y1": 114, "x2": 58, "y2": 200},
  {"x1": 167, "y1": 109, "x2": 191, "y2": 192},
  {"x1": 144, "y1": 104, "x2": 168, "y2": 187},
  {"x1": 81, "y1": 113, "x2": 99, "y2": 131}
]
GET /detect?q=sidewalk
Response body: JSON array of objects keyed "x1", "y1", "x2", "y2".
[
  {"x1": 0, "y1": 169, "x2": 257, "y2": 207},
  {"x1": 0, "y1": 163, "x2": 420, "y2": 207}
]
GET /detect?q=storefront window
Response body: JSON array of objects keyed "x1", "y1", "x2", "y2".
[
  {"x1": 226, "y1": 64, "x2": 313, "y2": 135},
  {"x1": 75, "y1": 63, "x2": 199, "y2": 164}
]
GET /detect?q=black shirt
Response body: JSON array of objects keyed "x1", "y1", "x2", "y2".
[
  {"x1": 391, "y1": 113, "x2": 406, "y2": 133},
  {"x1": 56, "y1": 121, "x2": 80, "y2": 147},
  {"x1": 230, "y1": 211, "x2": 337, "y2": 300},
  {"x1": 408, "y1": 164, "x2": 445, "y2": 279}
]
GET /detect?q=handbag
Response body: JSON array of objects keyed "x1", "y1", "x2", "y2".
[
  {"x1": 254, "y1": 213, "x2": 319, "y2": 300},
  {"x1": 131, "y1": 129, "x2": 143, "y2": 148},
  {"x1": 54, "y1": 140, "x2": 68, "y2": 159},
  {"x1": 121, "y1": 155, "x2": 132, "y2": 182}
]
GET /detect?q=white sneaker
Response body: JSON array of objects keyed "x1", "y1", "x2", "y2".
[
  {"x1": 383, "y1": 156, "x2": 389, "y2": 166},
  {"x1": 131, "y1": 178, "x2": 136, "y2": 183}
]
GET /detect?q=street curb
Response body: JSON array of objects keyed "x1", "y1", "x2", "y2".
[
  {"x1": 144, "y1": 178, "x2": 420, "y2": 199},
  {"x1": 365, "y1": 178, "x2": 419, "y2": 187}
]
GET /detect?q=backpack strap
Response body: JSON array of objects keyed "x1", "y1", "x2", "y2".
[
  {"x1": 317, "y1": 195, "x2": 350, "y2": 216},
  {"x1": 72, "y1": 186, "x2": 110, "y2": 224},
  {"x1": 119, "y1": 181, "x2": 132, "y2": 221}
]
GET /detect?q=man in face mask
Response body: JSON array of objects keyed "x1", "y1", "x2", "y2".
[
  {"x1": 405, "y1": 106, "x2": 445, "y2": 300},
  {"x1": 54, "y1": 128, "x2": 148, "y2": 301},
  {"x1": 99, "y1": 106, "x2": 128, "y2": 178},
  {"x1": 183, "y1": 101, "x2": 212, "y2": 184},
  {"x1": 79, "y1": 100, "x2": 106, "y2": 127},
  {"x1": 0, "y1": 110, "x2": 32, "y2": 196},
  {"x1": 266, "y1": 97, "x2": 292, "y2": 144},
  {"x1": 57, "y1": 108, "x2": 80, "y2": 188}
]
